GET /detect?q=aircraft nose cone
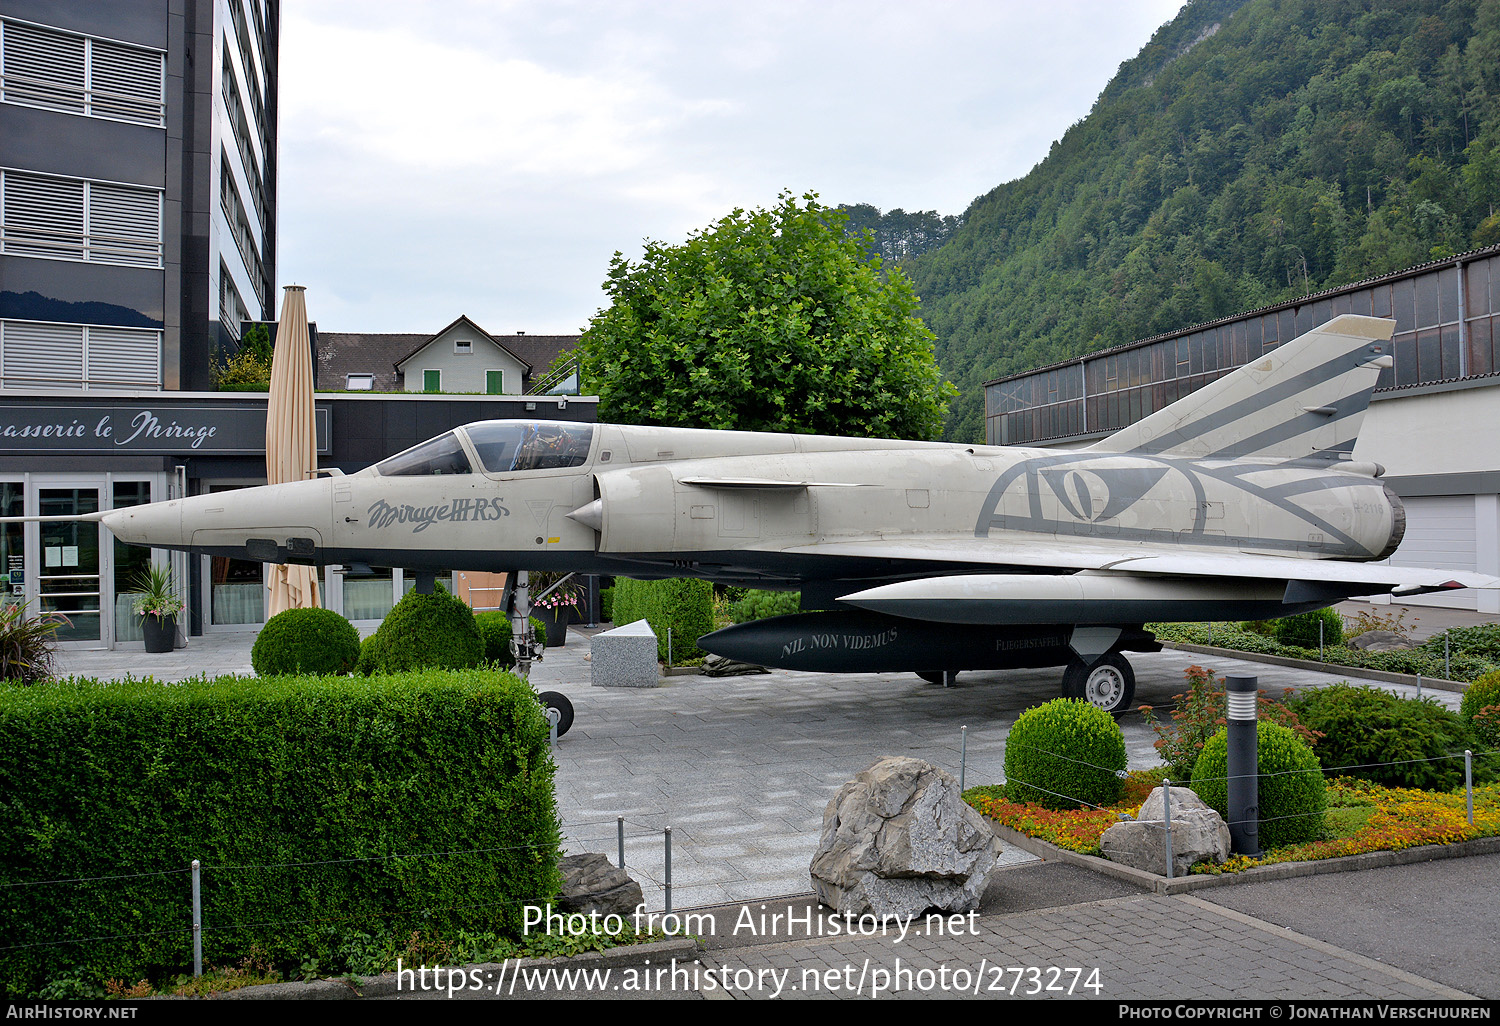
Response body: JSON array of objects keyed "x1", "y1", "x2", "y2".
[{"x1": 101, "y1": 500, "x2": 185, "y2": 548}]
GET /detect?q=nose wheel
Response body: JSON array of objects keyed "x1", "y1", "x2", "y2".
[
  {"x1": 536, "y1": 690, "x2": 574, "y2": 736},
  {"x1": 1061, "y1": 652, "x2": 1135, "y2": 714}
]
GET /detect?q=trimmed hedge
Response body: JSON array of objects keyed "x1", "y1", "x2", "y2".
[
  {"x1": 0, "y1": 670, "x2": 561, "y2": 995},
  {"x1": 611, "y1": 578, "x2": 715, "y2": 662},
  {"x1": 1003, "y1": 698, "x2": 1125, "y2": 810},
  {"x1": 1148, "y1": 622, "x2": 1500, "y2": 683},
  {"x1": 251, "y1": 607, "x2": 360, "y2": 676},
  {"x1": 729, "y1": 589, "x2": 802, "y2": 623},
  {"x1": 1274, "y1": 608, "x2": 1344, "y2": 649},
  {"x1": 1191, "y1": 721, "x2": 1327, "y2": 850}
]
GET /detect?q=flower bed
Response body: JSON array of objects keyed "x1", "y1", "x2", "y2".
[{"x1": 965, "y1": 777, "x2": 1500, "y2": 873}]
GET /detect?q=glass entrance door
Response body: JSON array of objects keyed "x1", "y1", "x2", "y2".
[{"x1": 37, "y1": 487, "x2": 102, "y2": 643}]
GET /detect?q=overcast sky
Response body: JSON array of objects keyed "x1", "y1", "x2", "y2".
[{"x1": 276, "y1": 0, "x2": 1185, "y2": 334}]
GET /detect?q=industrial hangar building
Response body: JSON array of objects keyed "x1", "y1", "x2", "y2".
[{"x1": 984, "y1": 244, "x2": 1500, "y2": 614}]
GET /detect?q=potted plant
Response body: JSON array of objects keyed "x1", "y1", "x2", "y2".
[
  {"x1": 527, "y1": 572, "x2": 585, "y2": 648},
  {"x1": 132, "y1": 564, "x2": 184, "y2": 653}
]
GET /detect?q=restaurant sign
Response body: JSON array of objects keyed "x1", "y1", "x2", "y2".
[{"x1": 0, "y1": 403, "x2": 331, "y2": 455}]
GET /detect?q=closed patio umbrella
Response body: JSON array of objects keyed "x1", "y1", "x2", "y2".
[{"x1": 265, "y1": 284, "x2": 321, "y2": 615}]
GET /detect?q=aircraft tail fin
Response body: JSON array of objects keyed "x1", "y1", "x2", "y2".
[{"x1": 1089, "y1": 315, "x2": 1395, "y2": 462}]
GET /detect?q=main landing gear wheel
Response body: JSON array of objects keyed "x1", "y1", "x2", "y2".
[
  {"x1": 917, "y1": 670, "x2": 960, "y2": 686},
  {"x1": 536, "y1": 691, "x2": 574, "y2": 737},
  {"x1": 1061, "y1": 652, "x2": 1135, "y2": 714}
]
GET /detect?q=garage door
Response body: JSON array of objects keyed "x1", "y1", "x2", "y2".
[{"x1": 1388, "y1": 495, "x2": 1477, "y2": 610}]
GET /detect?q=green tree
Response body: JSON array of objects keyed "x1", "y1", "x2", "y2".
[{"x1": 577, "y1": 191, "x2": 956, "y2": 440}]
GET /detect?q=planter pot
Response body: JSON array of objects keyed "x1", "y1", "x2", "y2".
[
  {"x1": 142, "y1": 614, "x2": 176, "y2": 653},
  {"x1": 535, "y1": 608, "x2": 568, "y2": 648}
]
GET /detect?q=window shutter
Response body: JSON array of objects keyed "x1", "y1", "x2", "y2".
[
  {"x1": 486, "y1": 370, "x2": 504, "y2": 394},
  {"x1": 86, "y1": 326, "x2": 161, "y2": 387},
  {"x1": 87, "y1": 181, "x2": 161, "y2": 266},
  {"x1": 88, "y1": 37, "x2": 165, "y2": 126},
  {"x1": 2, "y1": 321, "x2": 84, "y2": 388},
  {"x1": 2, "y1": 172, "x2": 86, "y2": 260},
  {"x1": 1, "y1": 21, "x2": 86, "y2": 114}
]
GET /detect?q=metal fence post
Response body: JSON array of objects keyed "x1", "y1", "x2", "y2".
[
  {"x1": 191, "y1": 859, "x2": 202, "y2": 978},
  {"x1": 546, "y1": 707, "x2": 560, "y2": 752},
  {"x1": 1466, "y1": 750, "x2": 1474, "y2": 827},
  {"x1": 1446, "y1": 635, "x2": 1451, "y2": 680},
  {"x1": 664, "y1": 826, "x2": 672, "y2": 914},
  {"x1": 959, "y1": 725, "x2": 968, "y2": 793},
  {"x1": 618, "y1": 816, "x2": 625, "y2": 869},
  {"x1": 1162, "y1": 779, "x2": 1174, "y2": 879}
]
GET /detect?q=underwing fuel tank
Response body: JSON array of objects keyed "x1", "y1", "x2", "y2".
[{"x1": 699, "y1": 611, "x2": 1160, "y2": 673}]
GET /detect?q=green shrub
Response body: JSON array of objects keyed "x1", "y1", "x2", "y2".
[
  {"x1": 1424, "y1": 624, "x2": 1500, "y2": 662},
  {"x1": 1274, "y1": 608, "x2": 1344, "y2": 649},
  {"x1": 1003, "y1": 698, "x2": 1126, "y2": 810},
  {"x1": 251, "y1": 607, "x2": 360, "y2": 676},
  {"x1": 1238, "y1": 620, "x2": 1277, "y2": 637},
  {"x1": 1462, "y1": 670, "x2": 1500, "y2": 750},
  {"x1": 1191, "y1": 721, "x2": 1327, "y2": 850},
  {"x1": 355, "y1": 632, "x2": 382, "y2": 676},
  {"x1": 476, "y1": 611, "x2": 515, "y2": 666},
  {"x1": 729, "y1": 589, "x2": 802, "y2": 623},
  {"x1": 611, "y1": 578, "x2": 715, "y2": 662},
  {"x1": 0, "y1": 670, "x2": 561, "y2": 995},
  {"x1": 599, "y1": 586, "x2": 614, "y2": 624},
  {"x1": 1288, "y1": 683, "x2": 1483, "y2": 790},
  {"x1": 473, "y1": 613, "x2": 549, "y2": 668},
  {"x1": 1138, "y1": 665, "x2": 1321, "y2": 782},
  {"x1": 0, "y1": 601, "x2": 67, "y2": 684},
  {"x1": 360, "y1": 585, "x2": 483, "y2": 674}
]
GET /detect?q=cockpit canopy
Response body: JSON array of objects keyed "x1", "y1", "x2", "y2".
[{"x1": 375, "y1": 421, "x2": 595, "y2": 477}]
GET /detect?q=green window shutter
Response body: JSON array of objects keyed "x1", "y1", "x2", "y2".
[
  {"x1": 423, "y1": 369, "x2": 441, "y2": 392},
  {"x1": 486, "y1": 369, "x2": 504, "y2": 394}
]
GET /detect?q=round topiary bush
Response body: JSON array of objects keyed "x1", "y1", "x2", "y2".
[
  {"x1": 251, "y1": 607, "x2": 360, "y2": 676},
  {"x1": 1191, "y1": 721, "x2": 1327, "y2": 850},
  {"x1": 1274, "y1": 608, "x2": 1344, "y2": 649},
  {"x1": 1003, "y1": 698, "x2": 1126, "y2": 810},
  {"x1": 362, "y1": 585, "x2": 483, "y2": 674}
]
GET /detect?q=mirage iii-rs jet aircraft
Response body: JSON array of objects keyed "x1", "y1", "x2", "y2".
[{"x1": 95, "y1": 315, "x2": 1497, "y2": 712}]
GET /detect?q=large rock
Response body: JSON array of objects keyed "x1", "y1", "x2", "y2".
[
  {"x1": 811, "y1": 757, "x2": 1003, "y2": 917},
  {"x1": 556, "y1": 853, "x2": 644, "y2": 917},
  {"x1": 1347, "y1": 630, "x2": 1415, "y2": 652},
  {"x1": 1100, "y1": 785, "x2": 1230, "y2": 876}
]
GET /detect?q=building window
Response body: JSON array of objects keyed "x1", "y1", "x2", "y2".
[
  {"x1": 0, "y1": 19, "x2": 165, "y2": 128},
  {"x1": 0, "y1": 319, "x2": 161, "y2": 390},
  {"x1": 1, "y1": 169, "x2": 163, "y2": 268},
  {"x1": 346, "y1": 374, "x2": 374, "y2": 391},
  {"x1": 486, "y1": 369, "x2": 504, "y2": 394},
  {"x1": 422, "y1": 369, "x2": 441, "y2": 392},
  {"x1": 454, "y1": 339, "x2": 472, "y2": 354}
]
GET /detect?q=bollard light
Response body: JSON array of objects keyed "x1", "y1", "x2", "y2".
[{"x1": 1226, "y1": 675, "x2": 1262, "y2": 857}]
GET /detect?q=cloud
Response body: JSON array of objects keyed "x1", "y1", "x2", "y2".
[{"x1": 276, "y1": 0, "x2": 1185, "y2": 332}]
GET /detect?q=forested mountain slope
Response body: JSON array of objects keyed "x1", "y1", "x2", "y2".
[{"x1": 905, "y1": 0, "x2": 1500, "y2": 441}]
